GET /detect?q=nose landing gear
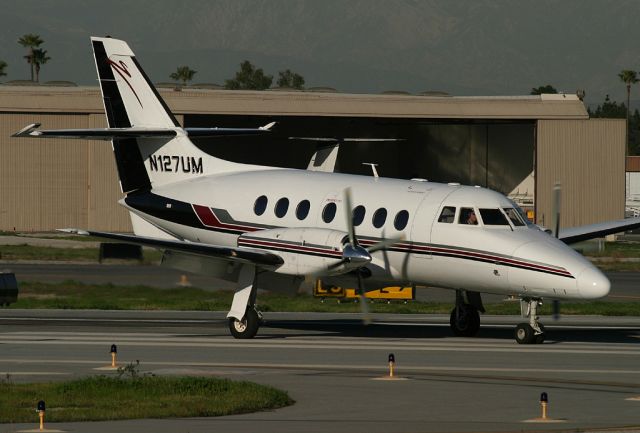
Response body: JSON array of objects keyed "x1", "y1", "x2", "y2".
[{"x1": 515, "y1": 298, "x2": 545, "y2": 344}]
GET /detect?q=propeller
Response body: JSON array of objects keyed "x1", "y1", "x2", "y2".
[
  {"x1": 552, "y1": 182, "x2": 561, "y2": 238},
  {"x1": 324, "y1": 188, "x2": 404, "y2": 325},
  {"x1": 551, "y1": 182, "x2": 562, "y2": 320}
]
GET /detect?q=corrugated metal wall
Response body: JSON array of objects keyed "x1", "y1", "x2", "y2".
[
  {"x1": 0, "y1": 113, "x2": 131, "y2": 232},
  {"x1": 536, "y1": 119, "x2": 625, "y2": 229}
]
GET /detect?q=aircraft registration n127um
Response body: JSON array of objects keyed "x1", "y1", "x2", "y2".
[{"x1": 14, "y1": 37, "x2": 640, "y2": 344}]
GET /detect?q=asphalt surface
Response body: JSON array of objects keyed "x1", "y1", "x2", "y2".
[{"x1": 1, "y1": 310, "x2": 640, "y2": 433}]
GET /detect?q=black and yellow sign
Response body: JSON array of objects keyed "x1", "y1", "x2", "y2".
[{"x1": 314, "y1": 280, "x2": 414, "y2": 301}]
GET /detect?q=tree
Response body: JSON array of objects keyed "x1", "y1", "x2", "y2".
[
  {"x1": 32, "y1": 49, "x2": 50, "y2": 83},
  {"x1": 225, "y1": 60, "x2": 272, "y2": 90},
  {"x1": 588, "y1": 94, "x2": 626, "y2": 119},
  {"x1": 276, "y1": 69, "x2": 305, "y2": 89},
  {"x1": 169, "y1": 66, "x2": 197, "y2": 88},
  {"x1": 530, "y1": 84, "x2": 558, "y2": 95},
  {"x1": 589, "y1": 95, "x2": 640, "y2": 155},
  {"x1": 18, "y1": 33, "x2": 44, "y2": 81},
  {"x1": 0, "y1": 60, "x2": 7, "y2": 78},
  {"x1": 618, "y1": 69, "x2": 639, "y2": 156}
]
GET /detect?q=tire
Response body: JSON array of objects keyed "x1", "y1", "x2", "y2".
[
  {"x1": 229, "y1": 308, "x2": 259, "y2": 339},
  {"x1": 450, "y1": 305, "x2": 480, "y2": 337},
  {"x1": 515, "y1": 323, "x2": 535, "y2": 344}
]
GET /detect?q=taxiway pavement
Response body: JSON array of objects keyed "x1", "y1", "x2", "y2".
[{"x1": 1, "y1": 310, "x2": 639, "y2": 433}]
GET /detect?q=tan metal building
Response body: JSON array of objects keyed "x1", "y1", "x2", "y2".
[{"x1": 0, "y1": 85, "x2": 625, "y2": 232}]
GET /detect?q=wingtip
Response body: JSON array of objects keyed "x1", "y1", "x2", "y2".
[
  {"x1": 12, "y1": 123, "x2": 41, "y2": 138},
  {"x1": 57, "y1": 228, "x2": 90, "y2": 236},
  {"x1": 259, "y1": 121, "x2": 277, "y2": 131}
]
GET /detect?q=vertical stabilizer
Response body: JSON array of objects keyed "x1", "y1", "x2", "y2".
[{"x1": 90, "y1": 36, "x2": 245, "y2": 194}]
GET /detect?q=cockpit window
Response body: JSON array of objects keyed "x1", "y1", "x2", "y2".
[
  {"x1": 438, "y1": 206, "x2": 456, "y2": 223},
  {"x1": 459, "y1": 208, "x2": 478, "y2": 225},
  {"x1": 479, "y1": 208, "x2": 509, "y2": 225},
  {"x1": 503, "y1": 208, "x2": 525, "y2": 226}
]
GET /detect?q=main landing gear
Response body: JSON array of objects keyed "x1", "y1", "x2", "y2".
[
  {"x1": 449, "y1": 290, "x2": 484, "y2": 337},
  {"x1": 227, "y1": 265, "x2": 263, "y2": 339},
  {"x1": 515, "y1": 298, "x2": 545, "y2": 344}
]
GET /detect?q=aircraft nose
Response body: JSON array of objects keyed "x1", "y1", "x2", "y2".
[{"x1": 576, "y1": 266, "x2": 610, "y2": 299}]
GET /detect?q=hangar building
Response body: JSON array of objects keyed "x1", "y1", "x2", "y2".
[{"x1": 0, "y1": 85, "x2": 625, "y2": 232}]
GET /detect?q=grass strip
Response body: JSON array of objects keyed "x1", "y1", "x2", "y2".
[
  {"x1": 0, "y1": 375, "x2": 293, "y2": 423},
  {"x1": 0, "y1": 244, "x2": 162, "y2": 263},
  {"x1": 10, "y1": 281, "x2": 640, "y2": 316}
]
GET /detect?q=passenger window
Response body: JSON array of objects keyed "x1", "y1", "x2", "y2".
[
  {"x1": 372, "y1": 208, "x2": 387, "y2": 228},
  {"x1": 394, "y1": 210, "x2": 409, "y2": 230},
  {"x1": 438, "y1": 206, "x2": 456, "y2": 223},
  {"x1": 296, "y1": 200, "x2": 310, "y2": 220},
  {"x1": 322, "y1": 202, "x2": 337, "y2": 223},
  {"x1": 352, "y1": 205, "x2": 366, "y2": 226},
  {"x1": 254, "y1": 195, "x2": 268, "y2": 216},
  {"x1": 459, "y1": 207, "x2": 478, "y2": 225},
  {"x1": 503, "y1": 208, "x2": 525, "y2": 226},
  {"x1": 274, "y1": 197, "x2": 289, "y2": 218},
  {"x1": 479, "y1": 208, "x2": 509, "y2": 225}
]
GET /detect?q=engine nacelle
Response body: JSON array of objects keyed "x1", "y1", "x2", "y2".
[{"x1": 238, "y1": 228, "x2": 348, "y2": 275}]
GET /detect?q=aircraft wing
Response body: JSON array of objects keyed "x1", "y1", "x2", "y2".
[
  {"x1": 559, "y1": 217, "x2": 640, "y2": 244},
  {"x1": 58, "y1": 229, "x2": 284, "y2": 267},
  {"x1": 12, "y1": 122, "x2": 275, "y2": 140}
]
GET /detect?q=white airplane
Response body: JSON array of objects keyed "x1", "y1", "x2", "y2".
[{"x1": 14, "y1": 37, "x2": 640, "y2": 344}]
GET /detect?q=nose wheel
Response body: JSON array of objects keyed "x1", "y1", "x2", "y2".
[{"x1": 515, "y1": 298, "x2": 545, "y2": 344}]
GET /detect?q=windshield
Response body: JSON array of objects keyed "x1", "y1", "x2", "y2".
[
  {"x1": 479, "y1": 208, "x2": 509, "y2": 226},
  {"x1": 503, "y1": 208, "x2": 526, "y2": 226}
]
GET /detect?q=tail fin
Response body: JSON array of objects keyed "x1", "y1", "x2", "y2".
[
  {"x1": 91, "y1": 36, "x2": 251, "y2": 194},
  {"x1": 92, "y1": 37, "x2": 179, "y2": 129}
]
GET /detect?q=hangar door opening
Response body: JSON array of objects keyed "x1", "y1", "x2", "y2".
[{"x1": 185, "y1": 115, "x2": 535, "y2": 204}]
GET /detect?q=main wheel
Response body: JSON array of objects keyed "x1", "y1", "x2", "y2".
[
  {"x1": 515, "y1": 323, "x2": 535, "y2": 344},
  {"x1": 229, "y1": 307, "x2": 259, "y2": 339},
  {"x1": 449, "y1": 305, "x2": 480, "y2": 337}
]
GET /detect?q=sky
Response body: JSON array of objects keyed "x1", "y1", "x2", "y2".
[{"x1": 1, "y1": 0, "x2": 640, "y2": 107}]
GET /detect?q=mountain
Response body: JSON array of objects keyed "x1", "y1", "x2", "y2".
[{"x1": 1, "y1": 0, "x2": 639, "y2": 105}]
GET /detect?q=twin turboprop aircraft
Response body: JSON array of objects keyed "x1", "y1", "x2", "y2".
[{"x1": 14, "y1": 37, "x2": 640, "y2": 344}]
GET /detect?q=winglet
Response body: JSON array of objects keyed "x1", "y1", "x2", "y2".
[
  {"x1": 12, "y1": 123, "x2": 42, "y2": 138},
  {"x1": 259, "y1": 121, "x2": 276, "y2": 131}
]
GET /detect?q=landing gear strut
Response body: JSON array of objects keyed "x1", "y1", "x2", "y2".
[
  {"x1": 227, "y1": 265, "x2": 262, "y2": 339},
  {"x1": 449, "y1": 290, "x2": 482, "y2": 337},
  {"x1": 515, "y1": 298, "x2": 545, "y2": 344}
]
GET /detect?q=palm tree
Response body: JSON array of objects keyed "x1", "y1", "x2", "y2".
[
  {"x1": 0, "y1": 60, "x2": 7, "y2": 79},
  {"x1": 619, "y1": 69, "x2": 639, "y2": 156},
  {"x1": 170, "y1": 66, "x2": 197, "y2": 89},
  {"x1": 32, "y1": 49, "x2": 51, "y2": 83},
  {"x1": 18, "y1": 34, "x2": 44, "y2": 81}
]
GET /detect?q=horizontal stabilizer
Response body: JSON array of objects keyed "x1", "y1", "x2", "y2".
[
  {"x1": 13, "y1": 122, "x2": 275, "y2": 141},
  {"x1": 58, "y1": 228, "x2": 284, "y2": 267},
  {"x1": 559, "y1": 217, "x2": 640, "y2": 244}
]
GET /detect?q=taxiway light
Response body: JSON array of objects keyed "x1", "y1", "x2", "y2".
[
  {"x1": 37, "y1": 400, "x2": 45, "y2": 431},
  {"x1": 388, "y1": 353, "x2": 395, "y2": 377},
  {"x1": 540, "y1": 392, "x2": 548, "y2": 419},
  {"x1": 110, "y1": 344, "x2": 118, "y2": 367}
]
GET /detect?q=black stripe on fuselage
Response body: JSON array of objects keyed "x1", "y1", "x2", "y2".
[
  {"x1": 387, "y1": 248, "x2": 573, "y2": 279},
  {"x1": 125, "y1": 192, "x2": 202, "y2": 227},
  {"x1": 128, "y1": 192, "x2": 573, "y2": 278}
]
